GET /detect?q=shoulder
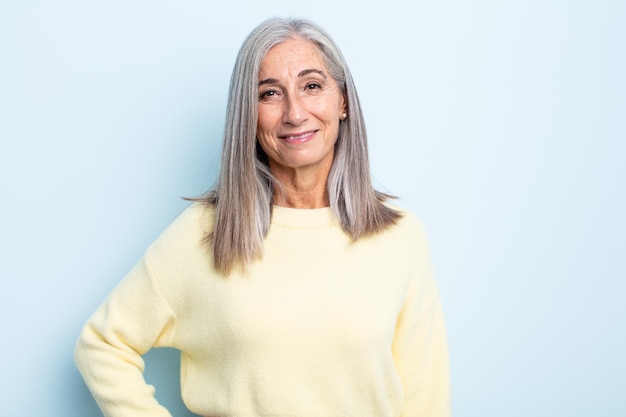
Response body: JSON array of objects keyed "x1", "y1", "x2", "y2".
[
  {"x1": 378, "y1": 204, "x2": 434, "y2": 270},
  {"x1": 382, "y1": 203, "x2": 430, "y2": 244},
  {"x1": 147, "y1": 202, "x2": 214, "y2": 258},
  {"x1": 161, "y1": 201, "x2": 213, "y2": 237},
  {"x1": 141, "y1": 202, "x2": 217, "y2": 297},
  {"x1": 355, "y1": 203, "x2": 433, "y2": 270},
  {"x1": 383, "y1": 204, "x2": 439, "y2": 299}
]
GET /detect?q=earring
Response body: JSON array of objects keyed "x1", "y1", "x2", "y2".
[{"x1": 341, "y1": 112, "x2": 348, "y2": 120}]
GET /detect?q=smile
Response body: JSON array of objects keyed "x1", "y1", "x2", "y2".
[{"x1": 278, "y1": 130, "x2": 317, "y2": 143}]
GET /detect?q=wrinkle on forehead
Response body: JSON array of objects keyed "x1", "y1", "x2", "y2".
[{"x1": 258, "y1": 39, "x2": 329, "y2": 82}]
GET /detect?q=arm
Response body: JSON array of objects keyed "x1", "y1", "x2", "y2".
[
  {"x1": 392, "y1": 221, "x2": 451, "y2": 417},
  {"x1": 74, "y1": 254, "x2": 177, "y2": 417}
]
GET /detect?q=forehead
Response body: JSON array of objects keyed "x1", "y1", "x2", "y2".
[{"x1": 259, "y1": 38, "x2": 327, "y2": 76}]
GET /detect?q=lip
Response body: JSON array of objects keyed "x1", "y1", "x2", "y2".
[{"x1": 278, "y1": 130, "x2": 317, "y2": 144}]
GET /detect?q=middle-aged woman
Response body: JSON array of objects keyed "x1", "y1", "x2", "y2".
[{"x1": 75, "y1": 17, "x2": 450, "y2": 417}]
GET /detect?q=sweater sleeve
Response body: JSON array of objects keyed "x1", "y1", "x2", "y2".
[
  {"x1": 74, "y1": 252, "x2": 177, "y2": 417},
  {"x1": 392, "y1": 219, "x2": 451, "y2": 417}
]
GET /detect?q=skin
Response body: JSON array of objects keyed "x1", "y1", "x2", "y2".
[{"x1": 256, "y1": 38, "x2": 346, "y2": 208}]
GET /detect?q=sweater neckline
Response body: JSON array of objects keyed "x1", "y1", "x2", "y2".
[{"x1": 271, "y1": 206, "x2": 336, "y2": 228}]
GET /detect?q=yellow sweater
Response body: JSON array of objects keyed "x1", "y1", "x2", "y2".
[{"x1": 74, "y1": 203, "x2": 450, "y2": 417}]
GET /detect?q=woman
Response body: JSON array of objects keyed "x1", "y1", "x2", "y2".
[{"x1": 75, "y1": 17, "x2": 450, "y2": 417}]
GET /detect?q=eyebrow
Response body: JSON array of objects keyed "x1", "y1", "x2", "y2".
[
  {"x1": 258, "y1": 69, "x2": 327, "y2": 86},
  {"x1": 258, "y1": 77, "x2": 279, "y2": 86},
  {"x1": 298, "y1": 68, "x2": 327, "y2": 79}
]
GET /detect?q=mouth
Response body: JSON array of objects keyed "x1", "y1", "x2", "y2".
[{"x1": 278, "y1": 130, "x2": 317, "y2": 144}]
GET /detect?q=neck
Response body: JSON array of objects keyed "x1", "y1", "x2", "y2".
[
  {"x1": 270, "y1": 164, "x2": 330, "y2": 209},
  {"x1": 273, "y1": 188, "x2": 329, "y2": 209}
]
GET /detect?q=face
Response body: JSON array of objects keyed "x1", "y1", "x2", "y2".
[{"x1": 256, "y1": 38, "x2": 346, "y2": 178}]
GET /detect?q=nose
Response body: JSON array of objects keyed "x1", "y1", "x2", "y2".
[{"x1": 282, "y1": 93, "x2": 307, "y2": 125}]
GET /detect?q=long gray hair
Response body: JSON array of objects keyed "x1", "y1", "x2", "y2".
[{"x1": 203, "y1": 17, "x2": 401, "y2": 275}]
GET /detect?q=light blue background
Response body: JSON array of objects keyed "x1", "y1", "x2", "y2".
[{"x1": 1, "y1": 1, "x2": 624, "y2": 416}]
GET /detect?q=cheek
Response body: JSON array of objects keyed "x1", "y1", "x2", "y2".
[
  {"x1": 323, "y1": 95, "x2": 343, "y2": 122},
  {"x1": 255, "y1": 113, "x2": 276, "y2": 153},
  {"x1": 257, "y1": 106, "x2": 278, "y2": 134},
  {"x1": 256, "y1": 111, "x2": 268, "y2": 133},
  {"x1": 256, "y1": 135, "x2": 277, "y2": 163}
]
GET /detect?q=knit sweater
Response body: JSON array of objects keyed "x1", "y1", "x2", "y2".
[{"x1": 74, "y1": 203, "x2": 450, "y2": 417}]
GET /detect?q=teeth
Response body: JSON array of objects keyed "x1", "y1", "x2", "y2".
[{"x1": 285, "y1": 132, "x2": 312, "y2": 140}]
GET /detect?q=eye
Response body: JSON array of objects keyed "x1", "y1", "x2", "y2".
[
  {"x1": 259, "y1": 89, "x2": 279, "y2": 101},
  {"x1": 305, "y1": 82, "x2": 322, "y2": 90}
]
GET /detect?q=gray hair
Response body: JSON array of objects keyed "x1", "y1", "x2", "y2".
[{"x1": 204, "y1": 17, "x2": 401, "y2": 275}]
